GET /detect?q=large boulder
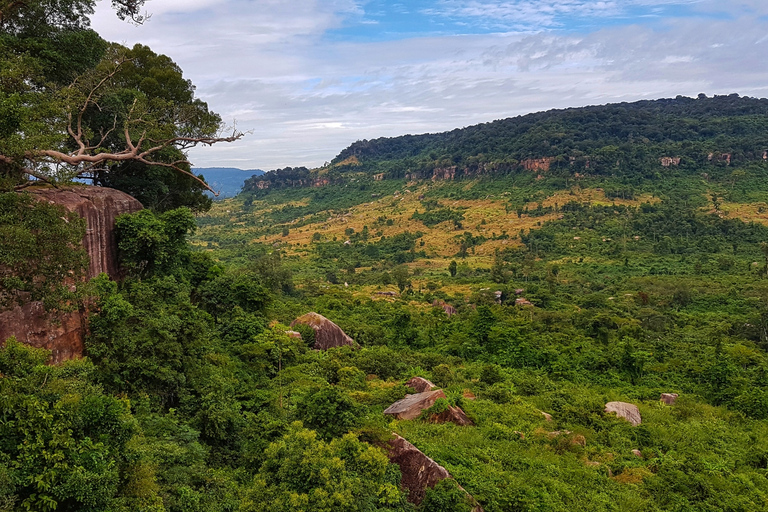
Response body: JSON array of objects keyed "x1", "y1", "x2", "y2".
[
  {"x1": 384, "y1": 390, "x2": 447, "y2": 420},
  {"x1": 289, "y1": 312, "x2": 356, "y2": 350},
  {"x1": 386, "y1": 434, "x2": 483, "y2": 510},
  {"x1": 660, "y1": 393, "x2": 679, "y2": 405},
  {"x1": 605, "y1": 401, "x2": 642, "y2": 426},
  {"x1": 30, "y1": 185, "x2": 143, "y2": 280},
  {"x1": 406, "y1": 376, "x2": 437, "y2": 393}
]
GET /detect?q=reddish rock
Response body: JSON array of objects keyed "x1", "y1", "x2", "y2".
[
  {"x1": 284, "y1": 330, "x2": 302, "y2": 339},
  {"x1": 386, "y1": 434, "x2": 483, "y2": 510},
  {"x1": 384, "y1": 390, "x2": 447, "y2": 420},
  {"x1": 660, "y1": 393, "x2": 679, "y2": 405},
  {"x1": 605, "y1": 401, "x2": 642, "y2": 426},
  {"x1": 521, "y1": 157, "x2": 552, "y2": 172},
  {"x1": 427, "y1": 405, "x2": 474, "y2": 426},
  {"x1": 406, "y1": 376, "x2": 437, "y2": 393},
  {"x1": 30, "y1": 185, "x2": 143, "y2": 280},
  {"x1": 463, "y1": 389, "x2": 477, "y2": 400},
  {"x1": 0, "y1": 301, "x2": 85, "y2": 364},
  {"x1": 1, "y1": 186, "x2": 142, "y2": 363},
  {"x1": 290, "y1": 312, "x2": 356, "y2": 350}
]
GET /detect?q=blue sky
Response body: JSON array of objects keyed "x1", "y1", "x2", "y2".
[
  {"x1": 327, "y1": 1, "x2": 706, "y2": 40},
  {"x1": 92, "y1": 0, "x2": 768, "y2": 170}
]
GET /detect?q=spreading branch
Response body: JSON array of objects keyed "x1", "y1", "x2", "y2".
[{"x1": 1, "y1": 49, "x2": 244, "y2": 196}]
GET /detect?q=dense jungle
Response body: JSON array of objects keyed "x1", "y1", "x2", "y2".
[{"x1": 2, "y1": 1, "x2": 768, "y2": 511}]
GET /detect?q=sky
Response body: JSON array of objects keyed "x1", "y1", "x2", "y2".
[{"x1": 91, "y1": 0, "x2": 768, "y2": 171}]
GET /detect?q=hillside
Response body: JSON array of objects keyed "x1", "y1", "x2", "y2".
[
  {"x1": 184, "y1": 95, "x2": 768, "y2": 510},
  {"x1": 242, "y1": 94, "x2": 768, "y2": 194},
  {"x1": 5, "y1": 94, "x2": 768, "y2": 512}
]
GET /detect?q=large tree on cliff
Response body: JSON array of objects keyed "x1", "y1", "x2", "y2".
[{"x1": 0, "y1": 0, "x2": 241, "y2": 211}]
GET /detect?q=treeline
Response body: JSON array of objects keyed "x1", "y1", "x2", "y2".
[{"x1": 327, "y1": 94, "x2": 768, "y2": 180}]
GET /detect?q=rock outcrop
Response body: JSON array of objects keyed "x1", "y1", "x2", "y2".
[
  {"x1": 605, "y1": 401, "x2": 642, "y2": 426},
  {"x1": 30, "y1": 185, "x2": 143, "y2": 280},
  {"x1": 660, "y1": 393, "x2": 679, "y2": 405},
  {"x1": 426, "y1": 405, "x2": 474, "y2": 426},
  {"x1": 432, "y1": 299, "x2": 457, "y2": 317},
  {"x1": 0, "y1": 302, "x2": 85, "y2": 364},
  {"x1": 406, "y1": 376, "x2": 437, "y2": 393},
  {"x1": 289, "y1": 312, "x2": 356, "y2": 350},
  {"x1": 384, "y1": 390, "x2": 447, "y2": 420},
  {"x1": 521, "y1": 157, "x2": 552, "y2": 172},
  {"x1": 384, "y1": 389, "x2": 473, "y2": 426},
  {"x1": 1, "y1": 185, "x2": 142, "y2": 363},
  {"x1": 386, "y1": 434, "x2": 483, "y2": 511}
]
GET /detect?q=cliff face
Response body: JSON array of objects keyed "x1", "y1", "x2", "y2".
[
  {"x1": 30, "y1": 186, "x2": 143, "y2": 280},
  {"x1": 0, "y1": 302, "x2": 85, "y2": 364},
  {"x1": 0, "y1": 185, "x2": 142, "y2": 362}
]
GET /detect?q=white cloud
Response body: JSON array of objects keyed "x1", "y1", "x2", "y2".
[{"x1": 92, "y1": 1, "x2": 768, "y2": 170}]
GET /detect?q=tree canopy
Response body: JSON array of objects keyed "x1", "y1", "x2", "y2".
[{"x1": 0, "y1": 0, "x2": 240, "y2": 211}]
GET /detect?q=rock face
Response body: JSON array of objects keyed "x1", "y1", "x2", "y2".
[
  {"x1": 406, "y1": 376, "x2": 436, "y2": 393},
  {"x1": 432, "y1": 299, "x2": 457, "y2": 317},
  {"x1": 605, "y1": 401, "x2": 642, "y2": 426},
  {"x1": 384, "y1": 390, "x2": 447, "y2": 420},
  {"x1": 1, "y1": 186, "x2": 142, "y2": 363},
  {"x1": 30, "y1": 185, "x2": 143, "y2": 280},
  {"x1": 0, "y1": 302, "x2": 85, "y2": 364},
  {"x1": 289, "y1": 312, "x2": 356, "y2": 350}
]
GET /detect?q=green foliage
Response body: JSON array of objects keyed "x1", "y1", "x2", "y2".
[
  {"x1": 420, "y1": 479, "x2": 472, "y2": 512},
  {"x1": 0, "y1": 341, "x2": 155, "y2": 512},
  {"x1": 0, "y1": 191, "x2": 87, "y2": 310},
  {"x1": 115, "y1": 208, "x2": 196, "y2": 278},
  {"x1": 295, "y1": 387, "x2": 361, "y2": 441},
  {"x1": 242, "y1": 423, "x2": 408, "y2": 512}
]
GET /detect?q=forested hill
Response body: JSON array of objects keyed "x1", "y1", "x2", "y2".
[{"x1": 243, "y1": 94, "x2": 768, "y2": 192}]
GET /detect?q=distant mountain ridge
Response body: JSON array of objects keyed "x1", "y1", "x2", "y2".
[
  {"x1": 241, "y1": 94, "x2": 768, "y2": 193},
  {"x1": 195, "y1": 167, "x2": 264, "y2": 198}
]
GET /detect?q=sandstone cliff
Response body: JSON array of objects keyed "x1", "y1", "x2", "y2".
[
  {"x1": 30, "y1": 185, "x2": 143, "y2": 280},
  {"x1": 0, "y1": 185, "x2": 142, "y2": 363}
]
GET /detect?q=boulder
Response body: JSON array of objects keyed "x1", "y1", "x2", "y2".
[
  {"x1": 427, "y1": 405, "x2": 474, "y2": 426},
  {"x1": 406, "y1": 376, "x2": 436, "y2": 393},
  {"x1": 605, "y1": 401, "x2": 642, "y2": 426},
  {"x1": 386, "y1": 434, "x2": 483, "y2": 511},
  {"x1": 289, "y1": 312, "x2": 356, "y2": 350},
  {"x1": 660, "y1": 393, "x2": 679, "y2": 405},
  {"x1": 384, "y1": 390, "x2": 447, "y2": 420},
  {"x1": 30, "y1": 185, "x2": 143, "y2": 280},
  {"x1": 541, "y1": 411, "x2": 553, "y2": 422},
  {"x1": 284, "y1": 330, "x2": 302, "y2": 339}
]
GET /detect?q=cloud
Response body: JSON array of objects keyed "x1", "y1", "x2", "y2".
[{"x1": 92, "y1": 1, "x2": 768, "y2": 170}]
